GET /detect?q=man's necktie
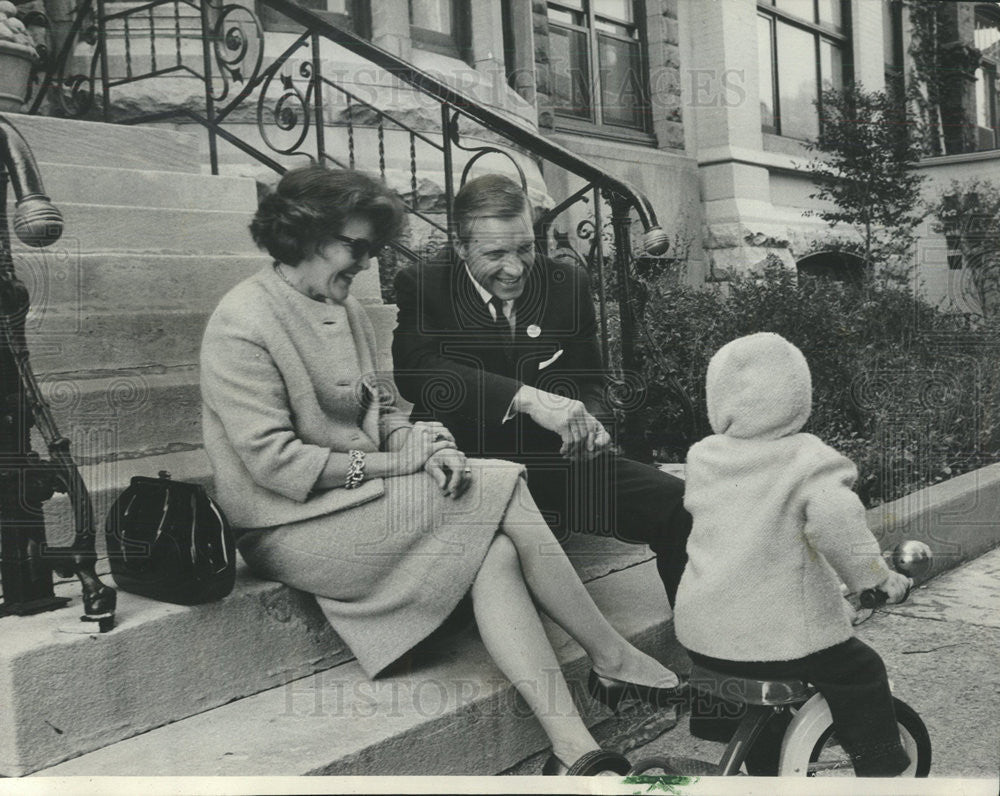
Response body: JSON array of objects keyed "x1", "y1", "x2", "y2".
[{"x1": 489, "y1": 296, "x2": 513, "y2": 339}]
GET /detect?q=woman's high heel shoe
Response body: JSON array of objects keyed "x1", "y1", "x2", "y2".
[
  {"x1": 542, "y1": 749, "x2": 631, "y2": 776},
  {"x1": 588, "y1": 669, "x2": 689, "y2": 712}
]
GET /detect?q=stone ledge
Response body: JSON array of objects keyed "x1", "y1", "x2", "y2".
[
  {"x1": 13, "y1": 438, "x2": 1000, "y2": 778},
  {"x1": 1, "y1": 562, "x2": 350, "y2": 776},
  {"x1": 866, "y1": 463, "x2": 1000, "y2": 583},
  {"x1": 0, "y1": 112, "x2": 204, "y2": 173},
  {"x1": 33, "y1": 560, "x2": 680, "y2": 776}
]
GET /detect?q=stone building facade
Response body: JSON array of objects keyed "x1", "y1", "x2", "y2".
[{"x1": 39, "y1": 0, "x2": 1000, "y2": 305}]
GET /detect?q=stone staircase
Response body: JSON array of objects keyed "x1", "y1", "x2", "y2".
[{"x1": 1, "y1": 113, "x2": 667, "y2": 777}]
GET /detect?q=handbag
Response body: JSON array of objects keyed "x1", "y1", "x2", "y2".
[{"x1": 105, "y1": 471, "x2": 236, "y2": 605}]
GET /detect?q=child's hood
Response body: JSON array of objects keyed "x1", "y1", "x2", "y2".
[{"x1": 705, "y1": 332, "x2": 812, "y2": 440}]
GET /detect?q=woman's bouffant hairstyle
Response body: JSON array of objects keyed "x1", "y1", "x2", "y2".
[
  {"x1": 453, "y1": 174, "x2": 530, "y2": 244},
  {"x1": 250, "y1": 165, "x2": 405, "y2": 266}
]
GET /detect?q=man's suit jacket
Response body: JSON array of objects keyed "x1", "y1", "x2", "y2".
[{"x1": 392, "y1": 251, "x2": 610, "y2": 458}]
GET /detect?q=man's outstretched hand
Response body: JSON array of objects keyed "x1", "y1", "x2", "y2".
[{"x1": 513, "y1": 385, "x2": 612, "y2": 460}]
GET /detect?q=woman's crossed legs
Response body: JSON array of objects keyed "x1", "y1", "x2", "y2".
[{"x1": 471, "y1": 477, "x2": 678, "y2": 765}]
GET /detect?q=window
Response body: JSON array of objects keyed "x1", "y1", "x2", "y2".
[
  {"x1": 974, "y1": 4, "x2": 1000, "y2": 150},
  {"x1": 757, "y1": 0, "x2": 850, "y2": 140},
  {"x1": 883, "y1": 0, "x2": 904, "y2": 98},
  {"x1": 409, "y1": 0, "x2": 470, "y2": 60},
  {"x1": 260, "y1": 0, "x2": 369, "y2": 36},
  {"x1": 545, "y1": 0, "x2": 650, "y2": 136}
]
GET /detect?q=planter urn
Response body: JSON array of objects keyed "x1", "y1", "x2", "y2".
[{"x1": 0, "y1": 1, "x2": 38, "y2": 112}]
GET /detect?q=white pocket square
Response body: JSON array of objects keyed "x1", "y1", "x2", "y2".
[{"x1": 537, "y1": 349, "x2": 564, "y2": 370}]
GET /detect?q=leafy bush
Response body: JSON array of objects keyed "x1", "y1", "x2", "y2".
[{"x1": 636, "y1": 264, "x2": 1000, "y2": 508}]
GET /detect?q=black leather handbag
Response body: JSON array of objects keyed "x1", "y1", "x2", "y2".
[{"x1": 105, "y1": 471, "x2": 235, "y2": 605}]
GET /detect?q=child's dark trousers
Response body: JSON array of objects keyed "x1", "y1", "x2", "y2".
[{"x1": 688, "y1": 637, "x2": 911, "y2": 777}]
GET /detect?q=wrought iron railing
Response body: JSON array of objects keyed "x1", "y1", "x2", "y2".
[{"x1": 27, "y1": 0, "x2": 694, "y2": 457}]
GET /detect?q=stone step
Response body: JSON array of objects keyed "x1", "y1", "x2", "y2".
[
  {"x1": 1, "y1": 560, "x2": 356, "y2": 777},
  {"x1": 16, "y1": 202, "x2": 259, "y2": 255},
  {"x1": 21, "y1": 302, "x2": 398, "y2": 376},
  {"x1": 6, "y1": 163, "x2": 258, "y2": 212},
  {"x1": 25, "y1": 308, "x2": 210, "y2": 373},
  {"x1": 39, "y1": 367, "x2": 203, "y2": 462},
  {"x1": 0, "y1": 112, "x2": 203, "y2": 173},
  {"x1": 7, "y1": 252, "x2": 381, "y2": 314},
  {"x1": 25, "y1": 555, "x2": 670, "y2": 777}
]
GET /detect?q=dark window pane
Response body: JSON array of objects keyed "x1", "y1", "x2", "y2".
[
  {"x1": 598, "y1": 33, "x2": 644, "y2": 127},
  {"x1": 883, "y1": 0, "x2": 898, "y2": 66},
  {"x1": 410, "y1": 0, "x2": 453, "y2": 34},
  {"x1": 758, "y1": 14, "x2": 776, "y2": 131},
  {"x1": 775, "y1": 0, "x2": 814, "y2": 23},
  {"x1": 550, "y1": 25, "x2": 592, "y2": 119},
  {"x1": 776, "y1": 21, "x2": 818, "y2": 139}
]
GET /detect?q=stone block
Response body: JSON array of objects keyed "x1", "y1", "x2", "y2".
[
  {"x1": 0, "y1": 564, "x2": 352, "y2": 776},
  {"x1": 34, "y1": 559, "x2": 678, "y2": 776},
  {"x1": 661, "y1": 17, "x2": 679, "y2": 45},
  {"x1": 0, "y1": 112, "x2": 203, "y2": 173},
  {"x1": 654, "y1": 119, "x2": 685, "y2": 151},
  {"x1": 659, "y1": 0, "x2": 678, "y2": 19},
  {"x1": 36, "y1": 202, "x2": 259, "y2": 255},
  {"x1": 7, "y1": 163, "x2": 259, "y2": 213},
  {"x1": 866, "y1": 463, "x2": 1000, "y2": 576}
]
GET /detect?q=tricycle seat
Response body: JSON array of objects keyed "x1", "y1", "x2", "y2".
[{"x1": 689, "y1": 664, "x2": 813, "y2": 707}]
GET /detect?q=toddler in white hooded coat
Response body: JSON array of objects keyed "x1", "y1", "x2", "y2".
[{"x1": 674, "y1": 332, "x2": 913, "y2": 777}]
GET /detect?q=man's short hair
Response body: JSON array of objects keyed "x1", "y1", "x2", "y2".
[{"x1": 453, "y1": 174, "x2": 530, "y2": 243}]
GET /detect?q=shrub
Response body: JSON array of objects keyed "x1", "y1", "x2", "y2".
[{"x1": 636, "y1": 264, "x2": 1000, "y2": 508}]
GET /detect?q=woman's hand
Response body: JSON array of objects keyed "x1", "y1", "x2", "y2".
[
  {"x1": 393, "y1": 421, "x2": 457, "y2": 474},
  {"x1": 425, "y1": 447, "x2": 472, "y2": 499}
]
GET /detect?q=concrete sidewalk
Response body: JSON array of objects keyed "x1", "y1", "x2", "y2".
[{"x1": 508, "y1": 544, "x2": 1000, "y2": 780}]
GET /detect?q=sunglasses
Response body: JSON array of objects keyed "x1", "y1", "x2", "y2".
[{"x1": 330, "y1": 233, "x2": 383, "y2": 261}]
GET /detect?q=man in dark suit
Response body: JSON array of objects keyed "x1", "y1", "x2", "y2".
[{"x1": 392, "y1": 174, "x2": 691, "y2": 605}]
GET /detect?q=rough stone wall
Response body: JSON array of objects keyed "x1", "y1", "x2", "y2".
[{"x1": 646, "y1": 0, "x2": 683, "y2": 150}]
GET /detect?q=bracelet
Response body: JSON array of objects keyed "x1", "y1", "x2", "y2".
[{"x1": 345, "y1": 449, "x2": 366, "y2": 489}]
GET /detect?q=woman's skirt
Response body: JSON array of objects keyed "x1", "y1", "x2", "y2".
[{"x1": 237, "y1": 458, "x2": 525, "y2": 677}]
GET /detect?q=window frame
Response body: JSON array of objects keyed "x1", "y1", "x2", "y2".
[
  {"x1": 259, "y1": 0, "x2": 371, "y2": 37},
  {"x1": 756, "y1": 0, "x2": 853, "y2": 140},
  {"x1": 409, "y1": 0, "x2": 472, "y2": 62},
  {"x1": 975, "y1": 3, "x2": 1000, "y2": 151},
  {"x1": 545, "y1": 0, "x2": 655, "y2": 144}
]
